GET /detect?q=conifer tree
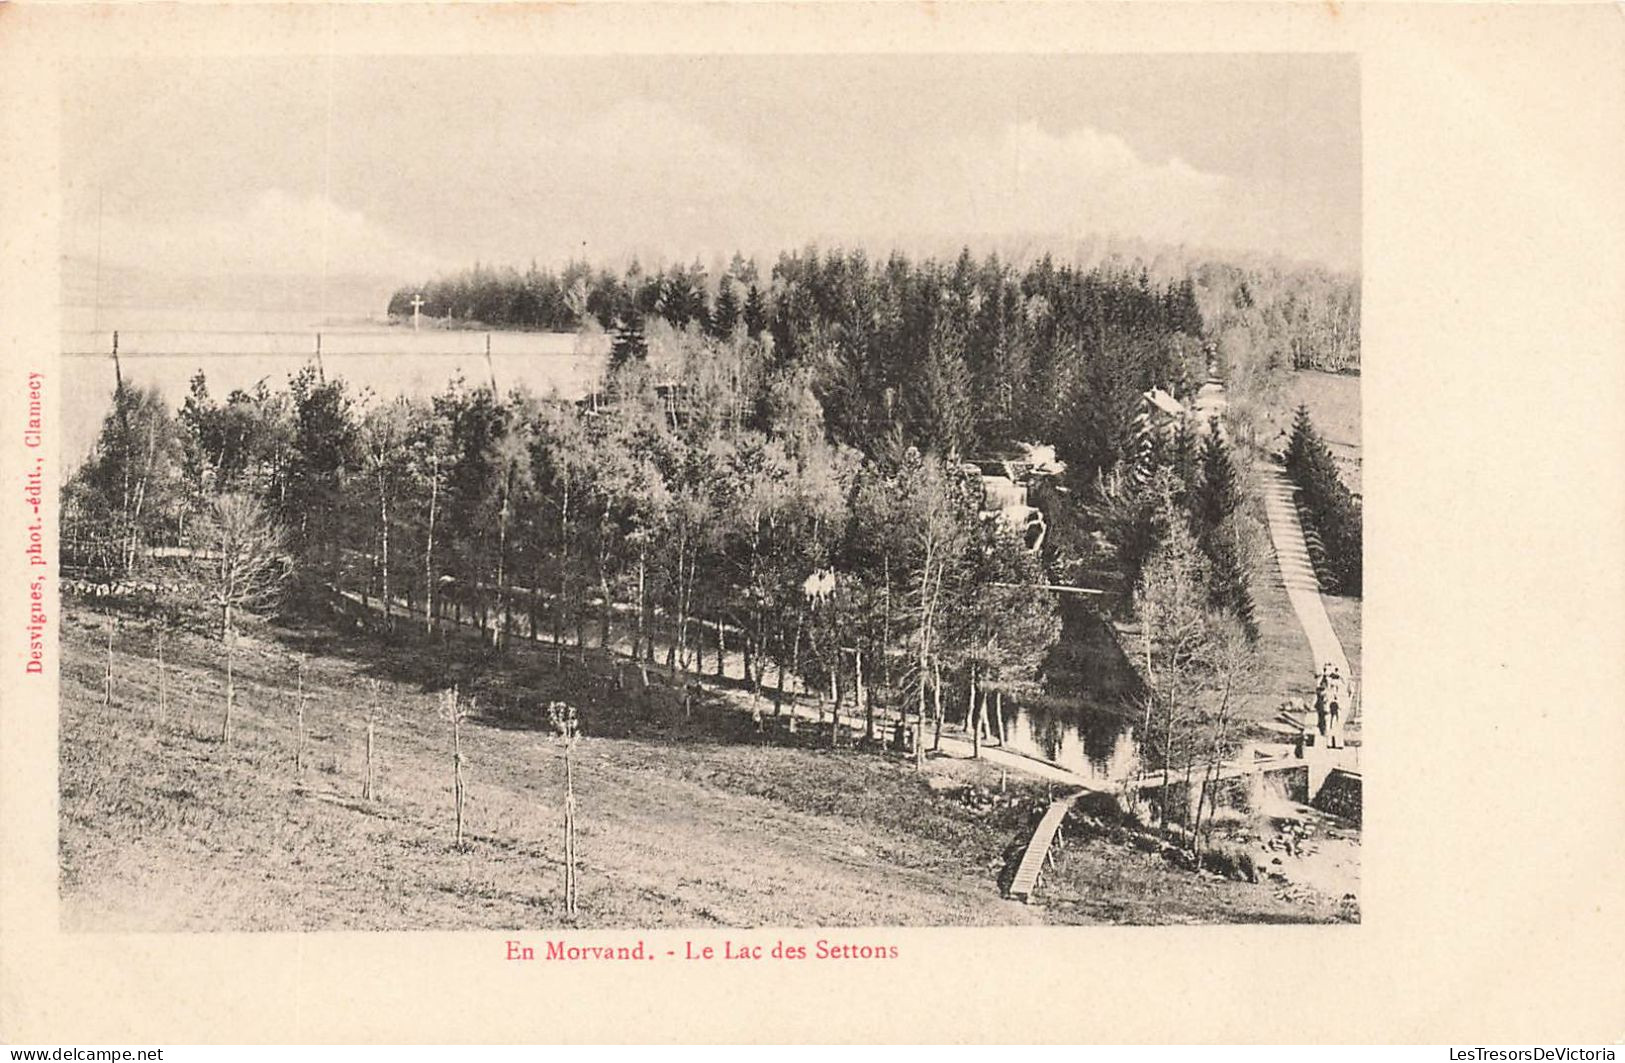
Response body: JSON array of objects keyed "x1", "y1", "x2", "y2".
[
  {"x1": 609, "y1": 314, "x2": 649, "y2": 371},
  {"x1": 1285, "y1": 404, "x2": 1319, "y2": 475},
  {"x1": 1170, "y1": 419, "x2": 1200, "y2": 506},
  {"x1": 742, "y1": 284, "x2": 768, "y2": 339},
  {"x1": 1195, "y1": 418, "x2": 1239, "y2": 535},
  {"x1": 711, "y1": 279, "x2": 741, "y2": 339},
  {"x1": 912, "y1": 312, "x2": 975, "y2": 458},
  {"x1": 1283, "y1": 404, "x2": 1361, "y2": 596},
  {"x1": 1193, "y1": 421, "x2": 1256, "y2": 637}
]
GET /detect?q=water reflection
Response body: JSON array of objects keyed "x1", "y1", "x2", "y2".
[
  {"x1": 992, "y1": 596, "x2": 1148, "y2": 783},
  {"x1": 1002, "y1": 695, "x2": 1143, "y2": 785}
]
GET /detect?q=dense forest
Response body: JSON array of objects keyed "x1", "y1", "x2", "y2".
[
  {"x1": 392, "y1": 250, "x2": 1208, "y2": 476},
  {"x1": 67, "y1": 247, "x2": 1358, "y2": 800}
]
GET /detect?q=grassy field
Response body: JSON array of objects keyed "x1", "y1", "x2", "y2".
[
  {"x1": 1284, "y1": 370, "x2": 1361, "y2": 449},
  {"x1": 1249, "y1": 369, "x2": 1360, "y2": 450},
  {"x1": 1255, "y1": 369, "x2": 1362, "y2": 495},
  {"x1": 58, "y1": 600, "x2": 1337, "y2": 930}
]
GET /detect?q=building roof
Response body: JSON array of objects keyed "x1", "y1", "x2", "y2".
[{"x1": 1144, "y1": 388, "x2": 1185, "y2": 417}]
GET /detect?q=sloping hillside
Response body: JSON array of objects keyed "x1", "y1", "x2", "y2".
[{"x1": 59, "y1": 603, "x2": 1334, "y2": 929}]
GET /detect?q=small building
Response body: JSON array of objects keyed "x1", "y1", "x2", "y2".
[
  {"x1": 1141, "y1": 387, "x2": 1186, "y2": 438},
  {"x1": 962, "y1": 443, "x2": 1066, "y2": 553}
]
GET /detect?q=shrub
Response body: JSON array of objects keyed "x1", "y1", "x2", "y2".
[{"x1": 1200, "y1": 845, "x2": 1259, "y2": 882}]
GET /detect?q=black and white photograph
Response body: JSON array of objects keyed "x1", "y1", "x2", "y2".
[
  {"x1": 54, "y1": 51, "x2": 1366, "y2": 931},
  {"x1": 5, "y1": 0, "x2": 1625, "y2": 1049}
]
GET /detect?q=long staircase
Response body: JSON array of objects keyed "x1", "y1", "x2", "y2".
[{"x1": 1258, "y1": 463, "x2": 1351, "y2": 681}]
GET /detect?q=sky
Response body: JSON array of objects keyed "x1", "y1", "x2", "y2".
[{"x1": 60, "y1": 53, "x2": 1360, "y2": 318}]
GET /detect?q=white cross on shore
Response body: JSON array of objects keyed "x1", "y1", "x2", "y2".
[{"x1": 411, "y1": 294, "x2": 425, "y2": 331}]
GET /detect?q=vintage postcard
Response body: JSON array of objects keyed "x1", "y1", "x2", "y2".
[{"x1": 1, "y1": 1, "x2": 1620, "y2": 1045}]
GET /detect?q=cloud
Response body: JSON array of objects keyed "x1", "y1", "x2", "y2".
[
  {"x1": 487, "y1": 99, "x2": 772, "y2": 260},
  {"x1": 919, "y1": 121, "x2": 1234, "y2": 248},
  {"x1": 66, "y1": 111, "x2": 1338, "y2": 295},
  {"x1": 477, "y1": 108, "x2": 1250, "y2": 265},
  {"x1": 73, "y1": 189, "x2": 447, "y2": 282},
  {"x1": 563, "y1": 99, "x2": 763, "y2": 190}
]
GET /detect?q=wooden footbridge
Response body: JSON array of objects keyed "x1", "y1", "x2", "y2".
[{"x1": 1005, "y1": 788, "x2": 1089, "y2": 902}]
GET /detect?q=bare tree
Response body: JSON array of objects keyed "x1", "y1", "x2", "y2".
[
  {"x1": 1131, "y1": 481, "x2": 1215, "y2": 834},
  {"x1": 1190, "y1": 620, "x2": 1258, "y2": 856},
  {"x1": 443, "y1": 686, "x2": 471, "y2": 848},
  {"x1": 489, "y1": 428, "x2": 532, "y2": 651},
  {"x1": 548, "y1": 700, "x2": 581, "y2": 919},
  {"x1": 195, "y1": 493, "x2": 287, "y2": 748},
  {"x1": 900, "y1": 459, "x2": 971, "y2": 768},
  {"x1": 363, "y1": 679, "x2": 379, "y2": 801},
  {"x1": 103, "y1": 612, "x2": 116, "y2": 708},
  {"x1": 293, "y1": 653, "x2": 307, "y2": 780},
  {"x1": 360, "y1": 399, "x2": 412, "y2": 633},
  {"x1": 155, "y1": 623, "x2": 167, "y2": 727},
  {"x1": 405, "y1": 411, "x2": 450, "y2": 637}
]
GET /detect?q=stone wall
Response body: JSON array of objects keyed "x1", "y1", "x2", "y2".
[{"x1": 1312, "y1": 768, "x2": 1363, "y2": 825}]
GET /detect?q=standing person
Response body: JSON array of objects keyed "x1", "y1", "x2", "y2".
[{"x1": 1315, "y1": 666, "x2": 1329, "y2": 738}]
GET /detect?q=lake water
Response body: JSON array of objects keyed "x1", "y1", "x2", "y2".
[
  {"x1": 997, "y1": 694, "x2": 1142, "y2": 785},
  {"x1": 61, "y1": 320, "x2": 608, "y2": 463}
]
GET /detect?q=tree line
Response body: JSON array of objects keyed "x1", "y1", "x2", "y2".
[
  {"x1": 1189, "y1": 258, "x2": 1361, "y2": 462},
  {"x1": 389, "y1": 248, "x2": 1358, "y2": 480},
  {"x1": 387, "y1": 256, "x2": 762, "y2": 339},
  {"x1": 1284, "y1": 404, "x2": 1363, "y2": 596},
  {"x1": 391, "y1": 248, "x2": 1210, "y2": 483}
]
